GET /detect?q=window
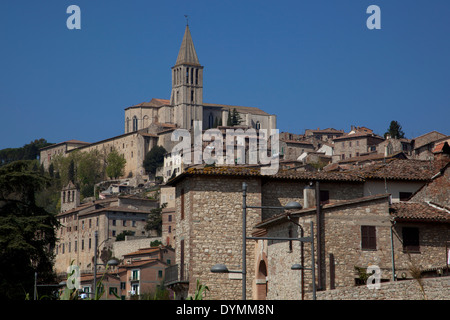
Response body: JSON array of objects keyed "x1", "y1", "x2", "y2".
[
  {"x1": 132, "y1": 116, "x2": 138, "y2": 131},
  {"x1": 89, "y1": 238, "x2": 92, "y2": 250},
  {"x1": 81, "y1": 240, "x2": 84, "y2": 251},
  {"x1": 320, "y1": 190, "x2": 330, "y2": 204},
  {"x1": 112, "y1": 220, "x2": 116, "y2": 226},
  {"x1": 123, "y1": 220, "x2": 127, "y2": 227},
  {"x1": 158, "y1": 270, "x2": 163, "y2": 278},
  {"x1": 168, "y1": 215, "x2": 172, "y2": 222},
  {"x1": 361, "y1": 226, "x2": 376, "y2": 250},
  {"x1": 403, "y1": 227, "x2": 420, "y2": 252},
  {"x1": 132, "y1": 270, "x2": 139, "y2": 281},
  {"x1": 109, "y1": 287, "x2": 118, "y2": 296},
  {"x1": 168, "y1": 226, "x2": 172, "y2": 233},
  {"x1": 399, "y1": 192, "x2": 413, "y2": 201}
]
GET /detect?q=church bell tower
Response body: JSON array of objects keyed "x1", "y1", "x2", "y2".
[{"x1": 170, "y1": 24, "x2": 204, "y2": 131}]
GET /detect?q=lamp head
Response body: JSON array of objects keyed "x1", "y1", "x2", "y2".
[
  {"x1": 284, "y1": 201, "x2": 302, "y2": 210},
  {"x1": 211, "y1": 264, "x2": 229, "y2": 273}
]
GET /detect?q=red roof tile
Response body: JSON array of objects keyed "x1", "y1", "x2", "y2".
[{"x1": 390, "y1": 202, "x2": 450, "y2": 223}]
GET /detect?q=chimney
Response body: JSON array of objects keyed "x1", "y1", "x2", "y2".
[{"x1": 303, "y1": 182, "x2": 316, "y2": 209}]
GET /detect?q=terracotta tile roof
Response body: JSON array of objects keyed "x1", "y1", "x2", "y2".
[
  {"x1": 120, "y1": 258, "x2": 165, "y2": 268},
  {"x1": 413, "y1": 131, "x2": 447, "y2": 149},
  {"x1": 168, "y1": 165, "x2": 365, "y2": 185},
  {"x1": 433, "y1": 141, "x2": 450, "y2": 154},
  {"x1": 203, "y1": 103, "x2": 271, "y2": 116},
  {"x1": 255, "y1": 194, "x2": 391, "y2": 228},
  {"x1": 126, "y1": 98, "x2": 171, "y2": 110},
  {"x1": 333, "y1": 131, "x2": 384, "y2": 141},
  {"x1": 346, "y1": 158, "x2": 448, "y2": 181},
  {"x1": 281, "y1": 139, "x2": 314, "y2": 145},
  {"x1": 123, "y1": 247, "x2": 161, "y2": 257},
  {"x1": 390, "y1": 202, "x2": 450, "y2": 223},
  {"x1": 338, "y1": 151, "x2": 407, "y2": 165}
]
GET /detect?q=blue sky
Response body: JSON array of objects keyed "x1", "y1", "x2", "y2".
[{"x1": 0, "y1": 0, "x2": 449, "y2": 150}]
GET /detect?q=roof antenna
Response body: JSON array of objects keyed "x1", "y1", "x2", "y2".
[{"x1": 184, "y1": 15, "x2": 189, "y2": 26}]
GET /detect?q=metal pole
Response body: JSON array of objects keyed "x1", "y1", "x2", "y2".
[
  {"x1": 34, "y1": 272, "x2": 37, "y2": 300},
  {"x1": 310, "y1": 221, "x2": 316, "y2": 300},
  {"x1": 390, "y1": 220, "x2": 397, "y2": 281},
  {"x1": 242, "y1": 182, "x2": 247, "y2": 300},
  {"x1": 93, "y1": 230, "x2": 98, "y2": 298}
]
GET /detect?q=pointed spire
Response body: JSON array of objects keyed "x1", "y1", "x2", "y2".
[{"x1": 175, "y1": 25, "x2": 200, "y2": 66}]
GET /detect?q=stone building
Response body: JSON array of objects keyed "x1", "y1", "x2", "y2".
[
  {"x1": 304, "y1": 128, "x2": 345, "y2": 142},
  {"x1": 118, "y1": 246, "x2": 175, "y2": 298},
  {"x1": 40, "y1": 25, "x2": 276, "y2": 181},
  {"x1": 160, "y1": 186, "x2": 176, "y2": 247},
  {"x1": 411, "y1": 131, "x2": 448, "y2": 160},
  {"x1": 39, "y1": 139, "x2": 90, "y2": 170},
  {"x1": 332, "y1": 127, "x2": 385, "y2": 163},
  {"x1": 164, "y1": 165, "x2": 371, "y2": 299},
  {"x1": 54, "y1": 188, "x2": 159, "y2": 275},
  {"x1": 256, "y1": 188, "x2": 450, "y2": 299},
  {"x1": 163, "y1": 157, "x2": 448, "y2": 300}
]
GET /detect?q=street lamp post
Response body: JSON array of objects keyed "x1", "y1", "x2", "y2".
[
  {"x1": 93, "y1": 231, "x2": 119, "y2": 299},
  {"x1": 211, "y1": 182, "x2": 316, "y2": 300}
]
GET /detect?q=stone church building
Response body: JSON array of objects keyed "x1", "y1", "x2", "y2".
[{"x1": 40, "y1": 25, "x2": 276, "y2": 180}]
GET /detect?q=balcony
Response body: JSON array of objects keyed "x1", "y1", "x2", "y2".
[{"x1": 164, "y1": 263, "x2": 189, "y2": 286}]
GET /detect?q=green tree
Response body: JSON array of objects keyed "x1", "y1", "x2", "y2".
[
  {"x1": 68, "y1": 159, "x2": 75, "y2": 183},
  {"x1": 106, "y1": 148, "x2": 126, "y2": 180},
  {"x1": 145, "y1": 203, "x2": 167, "y2": 236},
  {"x1": 385, "y1": 120, "x2": 406, "y2": 139},
  {"x1": 143, "y1": 146, "x2": 167, "y2": 175},
  {"x1": 0, "y1": 139, "x2": 53, "y2": 167},
  {"x1": 115, "y1": 230, "x2": 135, "y2": 241},
  {"x1": 227, "y1": 111, "x2": 232, "y2": 126},
  {"x1": 53, "y1": 150, "x2": 105, "y2": 198},
  {"x1": 0, "y1": 160, "x2": 59, "y2": 299}
]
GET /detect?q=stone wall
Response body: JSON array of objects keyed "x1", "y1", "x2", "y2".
[
  {"x1": 175, "y1": 177, "x2": 262, "y2": 300},
  {"x1": 316, "y1": 275, "x2": 450, "y2": 300},
  {"x1": 411, "y1": 164, "x2": 450, "y2": 207},
  {"x1": 112, "y1": 236, "x2": 162, "y2": 260}
]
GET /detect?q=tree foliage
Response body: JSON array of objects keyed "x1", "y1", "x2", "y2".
[
  {"x1": 53, "y1": 150, "x2": 105, "y2": 198},
  {"x1": 0, "y1": 160, "x2": 59, "y2": 299},
  {"x1": 0, "y1": 139, "x2": 53, "y2": 167},
  {"x1": 385, "y1": 120, "x2": 406, "y2": 139},
  {"x1": 145, "y1": 203, "x2": 167, "y2": 236},
  {"x1": 106, "y1": 148, "x2": 126, "y2": 180},
  {"x1": 143, "y1": 146, "x2": 167, "y2": 175}
]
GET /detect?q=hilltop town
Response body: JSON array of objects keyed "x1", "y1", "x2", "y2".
[{"x1": 33, "y1": 25, "x2": 450, "y2": 300}]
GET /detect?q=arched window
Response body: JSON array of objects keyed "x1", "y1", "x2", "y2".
[
  {"x1": 186, "y1": 67, "x2": 189, "y2": 84},
  {"x1": 195, "y1": 69, "x2": 199, "y2": 85},
  {"x1": 62, "y1": 191, "x2": 66, "y2": 203},
  {"x1": 126, "y1": 117, "x2": 130, "y2": 133},
  {"x1": 208, "y1": 113, "x2": 214, "y2": 129},
  {"x1": 256, "y1": 121, "x2": 261, "y2": 130},
  {"x1": 132, "y1": 116, "x2": 138, "y2": 131}
]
